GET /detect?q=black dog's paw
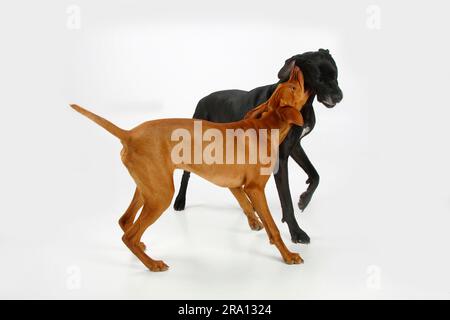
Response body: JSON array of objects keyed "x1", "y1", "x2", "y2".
[
  {"x1": 173, "y1": 195, "x2": 186, "y2": 211},
  {"x1": 291, "y1": 229, "x2": 310, "y2": 244},
  {"x1": 298, "y1": 191, "x2": 313, "y2": 212}
]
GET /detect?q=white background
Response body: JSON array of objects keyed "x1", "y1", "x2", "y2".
[{"x1": 0, "y1": 0, "x2": 449, "y2": 299}]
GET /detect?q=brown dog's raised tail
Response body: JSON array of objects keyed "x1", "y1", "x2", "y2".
[{"x1": 70, "y1": 104, "x2": 128, "y2": 140}]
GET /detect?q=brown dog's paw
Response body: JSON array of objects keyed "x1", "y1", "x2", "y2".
[
  {"x1": 148, "y1": 260, "x2": 169, "y2": 272},
  {"x1": 248, "y1": 218, "x2": 264, "y2": 231},
  {"x1": 283, "y1": 252, "x2": 304, "y2": 265}
]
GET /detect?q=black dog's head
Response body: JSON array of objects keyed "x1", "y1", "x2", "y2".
[{"x1": 278, "y1": 49, "x2": 343, "y2": 108}]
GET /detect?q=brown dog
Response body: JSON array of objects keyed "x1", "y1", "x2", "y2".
[{"x1": 71, "y1": 67, "x2": 310, "y2": 271}]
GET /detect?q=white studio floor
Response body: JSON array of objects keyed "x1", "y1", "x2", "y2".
[{"x1": 1, "y1": 137, "x2": 449, "y2": 299}]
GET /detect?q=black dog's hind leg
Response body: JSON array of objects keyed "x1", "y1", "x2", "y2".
[
  {"x1": 274, "y1": 127, "x2": 310, "y2": 244},
  {"x1": 290, "y1": 143, "x2": 319, "y2": 212},
  {"x1": 174, "y1": 102, "x2": 211, "y2": 212},
  {"x1": 173, "y1": 171, "x2": 190, "y2": 211}
]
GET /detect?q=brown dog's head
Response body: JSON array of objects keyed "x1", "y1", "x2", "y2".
[{"x1": 245, "y1": 65, "x2": 309, "y2": 122}]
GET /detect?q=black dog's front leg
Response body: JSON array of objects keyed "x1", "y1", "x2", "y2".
[
  {"x1": 274, "y1": 126, "x2": 310, "y2": 244},
  {"x1": 290, "y1": 143, "x2": 319, "y2": 211},
  {"x1": 274, "y1": 159, "x2": 310, "y2": 244}
]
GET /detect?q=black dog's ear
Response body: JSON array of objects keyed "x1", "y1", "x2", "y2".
[
  {"x1": 319, "y1": 48, "x2": 330, "y2": 54},
  {"x1": 277, "y1": 58, "x2": 296, "y2": 81}
]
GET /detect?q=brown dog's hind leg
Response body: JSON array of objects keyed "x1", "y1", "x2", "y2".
[
  {"x1": 229, "y1": 187, "x2": 263, "y2": 231},
  {"x1": 119, "y1": 188, "x2": 143, "y2": 231},
  {"x1": 244, "y1": 186, "x2": 303, "y2": 265},
  {"x1": 122, "y1": 201, "x2": 170, "y2": 271},
  {"x1": 119, "y1": 188, "x2": 146, "y2": 250},
  {"x1": 121, "y1": 182, "x2": 174, "y2": 272}
]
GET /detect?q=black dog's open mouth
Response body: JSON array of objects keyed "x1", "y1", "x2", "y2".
[{"x1": 319, "y1": 97, "x2": 337, "y2": 108}]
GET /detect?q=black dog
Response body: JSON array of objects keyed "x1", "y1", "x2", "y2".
[{"x1": 173, "y1": 49, "x2": 343, "y2": 244}]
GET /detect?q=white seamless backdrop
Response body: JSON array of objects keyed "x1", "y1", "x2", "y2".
[{"x1": 0, "y1": 0, "x2": 449, "y2": 299}]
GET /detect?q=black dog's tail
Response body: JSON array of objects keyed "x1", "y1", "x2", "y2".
[{"x1": 70, "y1": 104, "x2": 128, "y2": 141}]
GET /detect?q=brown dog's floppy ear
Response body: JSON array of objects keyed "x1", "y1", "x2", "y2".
[
  {"x1": 277, "y1": 58, "x2": 296, "y2": 81},
  {"x1": 289, "y1": 66, "x2": 305, "y2": 89},
  {"x1": 278, "y1": 106, "x2": 304, "y2": 126},
  {"x1": 244, "y1": 102, "x2": 269, "y2": 119}
]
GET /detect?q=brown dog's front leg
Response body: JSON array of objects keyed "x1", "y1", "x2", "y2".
[
  {"x1": 229, "y1": 187, "x2": 263, "y2": 231},
  {"x1": 243, "y1": 186, "x2": 303, "y2": 265}
]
